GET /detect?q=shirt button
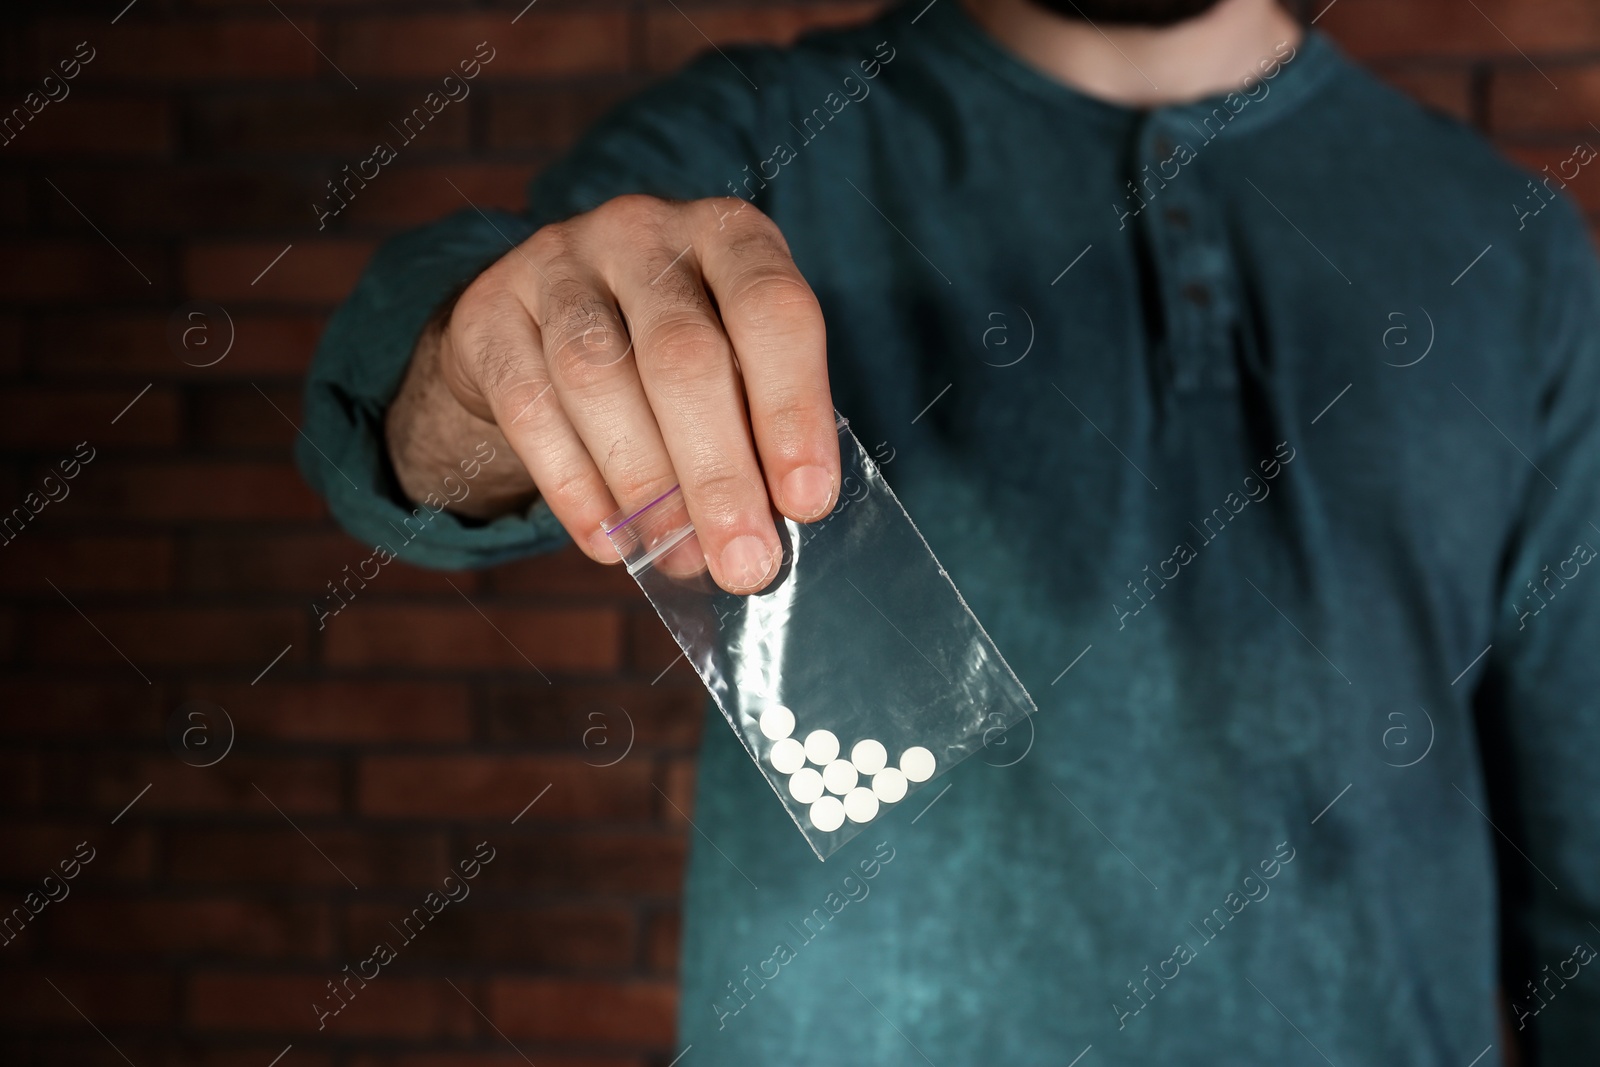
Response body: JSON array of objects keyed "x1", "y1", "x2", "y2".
[
  {"x1": 1153, "y1": 136, "x2": 1174, "y2": 157},
  {"x1": 1165, "y1": 206, "x2": 1191, "y2": 229},
  {"x1": 1181, "y1": 281, "x2": 1211, "y2": 308}
]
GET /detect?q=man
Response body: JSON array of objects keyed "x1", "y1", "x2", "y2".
[{"x1": 299, "y1": 0, "x2": 1600, "y2": 1061}]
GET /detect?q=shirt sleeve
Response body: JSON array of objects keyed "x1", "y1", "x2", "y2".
[
  {"x1": 296, "y1": 46, "x2": 781, "y2": 571},
  {"x1": 1479, "y1": 201, "x2": 1600, "y2": 1063}
]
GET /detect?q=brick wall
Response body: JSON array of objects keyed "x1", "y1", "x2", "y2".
[{"x1": 0, "y1": 0, "x2": 1592, "y2": 1063}]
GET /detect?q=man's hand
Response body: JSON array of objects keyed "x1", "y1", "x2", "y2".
[{"x1": 384, "y1": 195, "x2": 839, "y2": 594}]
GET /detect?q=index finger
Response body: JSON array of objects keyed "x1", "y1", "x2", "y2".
[{"x1": 695, "y1": 200, "x2": 839, "y2": 523}]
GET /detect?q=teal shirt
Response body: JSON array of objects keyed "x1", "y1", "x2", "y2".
[{"x1": 299, "y1": 3, "x2": 1600, "y2": 1063}]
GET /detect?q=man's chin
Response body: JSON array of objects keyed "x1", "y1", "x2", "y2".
[{"x1": 1022, "y1": 0, "x2": 1227, "y2": 27}]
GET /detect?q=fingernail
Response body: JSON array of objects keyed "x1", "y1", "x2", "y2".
[
  {"x1": 781, "y1": 465, "x2": 836, "y2": 520},
  {"x1": 719, "y1": 535, "x2": 776, "y2": 591},
  {"x1": 589, "y1": 528, "x2": 620, "y2": 563}
]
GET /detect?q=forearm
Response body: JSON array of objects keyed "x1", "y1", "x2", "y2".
[{"x1": 384, "y1": 313, "x2": 538, "y2": 521}]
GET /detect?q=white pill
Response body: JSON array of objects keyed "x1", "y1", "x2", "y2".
[
  {"x1": 788, "y1": 767, "x2": 825, "y2": 804},
  {"x1": 809, "y1": 794, "x2": 846, "y2": 832},
  {"x1": 850, "y1": 738, "x2": 888, "y2": 775},
  {"x1": 822, "y1": 759, "x2": 859, "y2": 795},
  {"x1": 759, "y1": 705, "x2": 795, "y2": 741},
  {"x1": 872, "y1": 767, "x2": 908, "y2": 803},
  {"x1": 843, "y1": 786, "x2": 880, "y2": 823},
  {"x1": 768, "y1": 737, "x2": 806, "y2": 774},
  {"x1": 900, "y1": 746, "x2": 936, "y2": 783},
  {"x1": 803, "y1": 729, "x2": 840, "y2": 765}
]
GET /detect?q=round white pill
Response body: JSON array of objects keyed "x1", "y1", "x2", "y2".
[
  {"x1": 900, "y1": 746, "x2": 936, "y2": 783},
  {"x1": 872, "y1": 767, "x2": 908, "y2": 803},
  {"x1": 768, "y1": 737, "x2": 806, "y2": 775},
  {"x1": 809, "y1": 794, "x2": 846, "y2": 832},
  {"x1": 759, "y1": 705, "x2": 795, "y2": 741},
  {"x1": 870, "y1": 767, "x2": 908, "y2": 799},
  {"x1": 803, "y1": 729, "x2": 840, "y2": 765},
  {"x1": 788, "y1": 766, "x2": 825, "y2": 804},
  {"x1": 822, "y1": 759, "x2": 858, "y2": 795},
  {"x1": 850, "y1": 738, "x2": 888, "y2": 775},
  {"x1": 843, "y1": 786, "x2": 880, "y2": 823}
]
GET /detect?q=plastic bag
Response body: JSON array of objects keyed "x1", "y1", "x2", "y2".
[{"x1": 603, "y1": 415, "x2": 1037, "y2": 860}]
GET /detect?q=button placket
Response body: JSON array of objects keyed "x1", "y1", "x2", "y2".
[{"x1": 1138, "y1": 114, "x2": 1239, "y2": 395}]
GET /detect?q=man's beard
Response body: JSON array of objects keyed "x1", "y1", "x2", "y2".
[{"x1": 1024, "y1": 0, "x2": 1226, "y2": 27}]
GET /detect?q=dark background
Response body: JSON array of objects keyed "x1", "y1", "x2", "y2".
[{"x1": 0, "y1": 0, "x2": 1594, "y2": 1064}]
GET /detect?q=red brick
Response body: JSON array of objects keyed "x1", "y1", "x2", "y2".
[
  {"x1": 644, "y1": 2, "x2": 881, "y2": 72},
  {"x1": 323, "y1": 603, "x2": 621, "y2": 672},
  {"x1": 0, "y1": 172, "x2": 27, "y2": 228},
  {"x1": 489, "y1": 544, "x2": 641, "y2": 598},
  {"x1": 1501, "y1": 144, "x2": 1600, "y2": 212},
  {"x1": 189, "y1": 971, "x2": 476, "y2": 1038},
  {"x1": 1370, "y1": 63, "x2": 1475, "y2": 123},
  {"x1": 167, "y1": 827, "x2": 449, "y2": 889},
  {"x1": 0, "y1": 536, "x2": 174, "y2": 595},
  {"x1": 643, "y1": 908, "x2": 680, "y2": 975},
  {"x1": 179, "y1": 530, "x2": 469, "y2": 595},
  {"x1": 30, "y1": 606, "x2": 306, "y2": 669},
  {"x1": 48, "y1": 897, "x2": 334, "y2": 959},
  {"x1": 484, "y1": 84, "x2": 641, "y2": 154},
  {"x1": 0, "y1": 240, "x2": 172, "y2": 301},
  {"x1": 0, "y1": 1038, "x2": 337, "y2": 1067},
  {"x1": 37, "y1": 312, "x2": 326, "y2": 378},
  {"x1": 484, "y1": 681, "x2": 705, "y2": 750},
  {"x1": 0, "y1": 751, "x2": 42, "y2": 807},
  {"x1": 40, "y1": 166, "x2": 329, "y2": 234},
  {"x1": 0, "y1": 606, "x2": 17, "y2": 664},
  {"x1": 0, "y1": 313, "x2": 19, "y2": 373},
  {"x1": 358, "y1": 755, "x2": 651, "y2": 819},
  {"x1": 190, "y1": 92, "x2": 471, "y2": 156},
  {"x1": 331, "y1": 13, "x2": 630, "y2": 80},
  {"x1": 628, "y1": 607, "x2": 688, "y2": 675},
  {"x1": 0, "y1": 821, "x2": 153, "y2": 881},
  {"x1": 0, "y1": 386, "x2": 180, "y2": 449},
  {"x1": 34, "y1": 19, "x2": 320, "y2": 82},
  {"x1": 658, "y1": 755, "x2": 697, "y2": 827},
  {"x1": 43, "y1": 461, "x2": 323, "y2": 521},
  {"x1": 336, "y1": 163, "x2": 534, "y2": 230},
  {"x1": 41, "y1": 753, "x2": 341, "y2": 816},
  {"x1": 188, "y1": 383, "x2": 302, "y2": 451},
  {"x1": 184, "y1": 240, "x2": 376, "y2": 304},
  {"x1": 184, "y1": 680, "x2": 472, "y2": 744},
  {"x1": 487, "y1": 977, "x2": 676, "y2": 1045},
  {"x1": 347, "y1": 1054, "x2": 640, "y2": 1067},
  {"x1": 1491, "y1": 62, "x2": 1600, "y2": 135},
  {"x1": 344, "y1": 902, "x2": 634, "y2": 969},
  {"x1": 1319, "y1": 0, "x2": 1600, "y2": 59},
  {"x1": 0, "y1": 97, "x2": 173, "y2": 157},
  {"x1": 0, "y1": 678, "x2": 167, "y2": 738},
  {"x1": 0, "y1": 969, "x2": 176, "y2": 1027},
  {"x1": 477, "y1": 832, "x2": 685, "y2": 895}
]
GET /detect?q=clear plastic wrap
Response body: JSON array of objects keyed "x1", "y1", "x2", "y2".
[{"x1": 603, "y1": 416, "x2": 1037, "y2": 860}]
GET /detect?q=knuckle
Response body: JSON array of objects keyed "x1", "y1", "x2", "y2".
[
  {"x1": 540, "y1": 282, "x2": 628, "y2": 381},
  {"x1": 603, "y1": 458, "x2": 677, "y2": 510},
  {"x1": 496, "y1": 375, "x2": 557, "y2": 429},
  {"x1": 471, "y1": 332, "x2": 532, "y2": 397},
  {"x1": 682, "y1": 467, "x2": 755, "y2": 528},
  {"x1": 523, "y1": 222, "x2": 571, "y2": 265},
  {"x1": 728, "y1": 271, "x2": 819, "y2": 322},
  {"x1": 637, "y1": 315, "x2": 727, "y2": 384},
  {"x1": 595, "y1": 193, "x2": 668, "y2": 232},
  {"x1": 725, "y1": 202, "x2": 783, "y2": 241},
  {"x1": 540, "y1": 462, "x2": 604, "y2": 517}
]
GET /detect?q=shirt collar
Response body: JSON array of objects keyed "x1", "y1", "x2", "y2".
[{"x1": 912, "y1": 0, "x2": 1342, "y2": 135}]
